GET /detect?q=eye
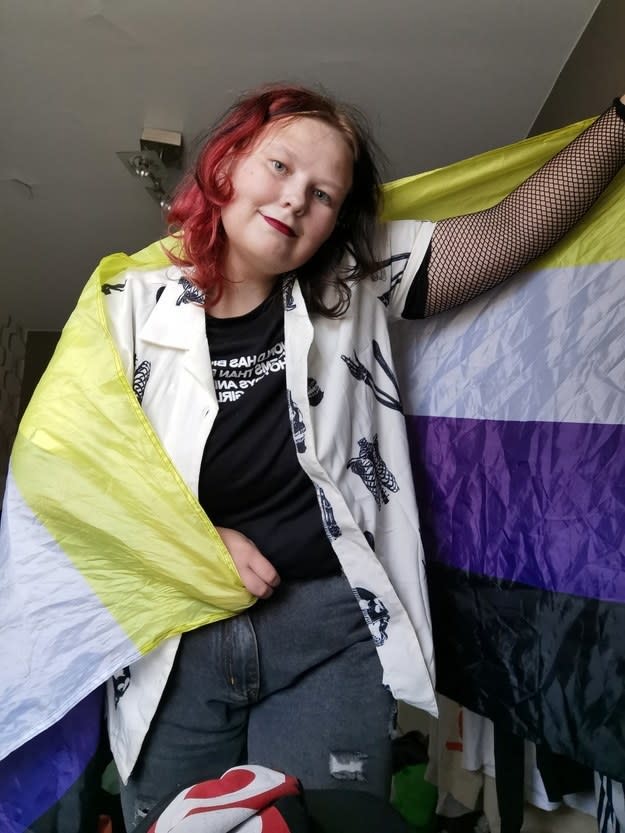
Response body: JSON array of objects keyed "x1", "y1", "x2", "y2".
[
  {"x1": 313, "y1": 188, "x2": 331, "y2": 205},
  {"x1": 271, "y1": 159, "x2": 287, "y2": 173}
]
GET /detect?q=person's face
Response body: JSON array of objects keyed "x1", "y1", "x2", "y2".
[{"x1": 220, "y1": 116, "x2": 354, "y2": 283}]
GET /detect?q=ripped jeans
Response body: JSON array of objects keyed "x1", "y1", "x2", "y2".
[{"x1": 120, "y1": 573, "x2": 395, "y2": 830}]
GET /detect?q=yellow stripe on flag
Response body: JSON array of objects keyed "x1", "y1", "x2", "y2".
[
  {"x1": 381, "y1": 117, "x2": 625, "y2": 268},
  {"x1": 13, "y1": 247, "x2": 253, "y2": 654}
]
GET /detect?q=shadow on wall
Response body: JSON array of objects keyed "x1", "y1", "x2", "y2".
[
  {"x1": 18, "y1": 331, "x2": 61, "y2": 418},
  {"x1": 0, "y1": 316, "x2": 27, "y2": 504},
  {"x1": 0, "y1": 327, "x2": 60, "y2": 506}
]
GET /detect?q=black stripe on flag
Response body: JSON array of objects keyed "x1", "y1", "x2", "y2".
[{"x1": 427, "y1": 561, "x2": 625, "y2": 780}]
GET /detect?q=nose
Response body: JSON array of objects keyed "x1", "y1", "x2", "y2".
[{"x1": 280, "y1": 181, "x2": 307, "y2": 215}]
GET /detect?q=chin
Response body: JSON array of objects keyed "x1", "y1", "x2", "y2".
[{"x1": 257, "y1": 251, "x2": 302, "y2": 276}]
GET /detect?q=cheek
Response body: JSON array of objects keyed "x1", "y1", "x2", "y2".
[
  {"x1": 314, "y1": 214, "x2": 339, "y2": 246},
  {"x1": 237, "y1": 166, "x2": 275, "y2": 201},
  {"x1": 299, "y1": 220, "x2": 337, "y2": 263}
]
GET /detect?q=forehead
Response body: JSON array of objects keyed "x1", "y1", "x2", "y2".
[{"x1": 254, "y1": 117, "x2": 354, "y2": 189}]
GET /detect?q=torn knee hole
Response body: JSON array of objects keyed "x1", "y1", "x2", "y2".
[{"x1": 329, "y1": 751, "x2": 368, "y2": 781}]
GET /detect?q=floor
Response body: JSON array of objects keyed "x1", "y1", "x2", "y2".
[{"x1": 521, "y1": 803, "x2": 595, "y2": 832}]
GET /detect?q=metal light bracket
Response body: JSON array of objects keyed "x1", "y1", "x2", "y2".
[{"x1": 117, "y1": 128, "x2": 183, "y2": 211}]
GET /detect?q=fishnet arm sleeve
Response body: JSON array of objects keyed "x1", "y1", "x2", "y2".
[{"x1": 422, "y1": 100, "x2": 625, "y2": 317}]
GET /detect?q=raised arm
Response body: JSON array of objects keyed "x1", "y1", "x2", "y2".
[{"x1": 421, "y1": 96, "x2": 625, "y2": 317}]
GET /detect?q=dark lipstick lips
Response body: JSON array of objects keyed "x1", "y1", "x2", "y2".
[{"x1": 263, "y1": 215, "x2": 296, "y2": 237}]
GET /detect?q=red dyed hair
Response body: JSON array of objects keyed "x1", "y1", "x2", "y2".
[{"x1": 166, "y1": 83, "x2": 384, "y2": 317}]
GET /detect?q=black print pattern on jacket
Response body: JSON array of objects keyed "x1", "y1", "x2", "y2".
[
  {"x1": 364, "y1": 531, "x2": 376, "y2": 552},
  {"x1": 112, "y1": 666, "x2": 131, "y2": 708},
  {"x1": 282, "y1": 274, "x2": 296, "y2": 310},
  {"x1": 341, "y1": 340, "x2": 403, "y2": 412},
  {"x1": 315, "y1": 486, "x2": 341, "y2": 540},
  {"x1": 287, "y1": 389, "x2": 306, "y2": 452},
  {"x1": 347, "y1": 435, "x2": 399, "y2": 509},
  {"x1": 376, "y1": 253, "x2": 410, "y2": 307},
  {"x1": 354, "y1": 588, "x2": 390, "y2": 646},
  {"x1": 176, "y1": 276, "x2": 205, "y2": 306},
  {"x1": 307, "y1": 377, "x2": 324, "y2": 406},
  {"x1": 133, "y1": 359, "x2": 151, "y2": 404},
  {"x1": 101, "y1": 282, "x2": 126, "y2": 295}
]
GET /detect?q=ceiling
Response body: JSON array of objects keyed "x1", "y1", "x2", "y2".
[{"x1": 2, "y1": 0, "x2": 621, "y2": 331}]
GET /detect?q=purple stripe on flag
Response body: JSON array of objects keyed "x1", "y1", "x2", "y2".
[
  {"x1": 0, "y1": 687, "x2": 103, "y2": 833},
  {"x1": 406, "y1": 415, "x2": 625, "y2": 603}
]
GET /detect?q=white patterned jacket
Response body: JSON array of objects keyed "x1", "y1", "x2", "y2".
[{"x1": 104, "y1": 218, "x2": 437, "y2": 783}]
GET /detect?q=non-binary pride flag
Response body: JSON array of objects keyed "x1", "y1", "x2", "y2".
[
  {"x1": 386, "y1": 119, "x2": 625, "y2": 781},
  {"x1": 1, "y1": 116, "x2": 624, "y2": 830}
]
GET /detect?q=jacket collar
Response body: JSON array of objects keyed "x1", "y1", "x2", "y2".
[{"x1": 139, "y1": 273, "x2": 205, "y2": 350}]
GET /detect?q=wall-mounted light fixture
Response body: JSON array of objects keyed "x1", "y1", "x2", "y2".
[{"x1": 117, "y1": 128, "x2": 183, "y2": 212}]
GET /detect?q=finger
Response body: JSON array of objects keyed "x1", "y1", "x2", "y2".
[
  {"x1": 240, "y1": 565, "x2": 275, "y2": 599},
  {"x1": 249, "y1": 553, "x2": 281, "y2": 588}
]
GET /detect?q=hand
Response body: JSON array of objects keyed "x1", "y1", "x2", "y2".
[{"x1": 216, "y1": 527, "x2": 280, "y2": 599}]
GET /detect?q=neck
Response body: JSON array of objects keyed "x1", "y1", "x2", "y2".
[
  {"x1": 209, "y1": 274, "x2": 279, "y2": 319},
  {"x1": 209, "y1": 247, "x2": 279, "y2": 318}
]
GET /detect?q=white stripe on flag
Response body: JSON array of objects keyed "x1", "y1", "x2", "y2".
[{"x1": 393, "y1": 260, "x2": 625, "y2": 425}]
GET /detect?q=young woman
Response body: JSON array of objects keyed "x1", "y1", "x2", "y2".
[{"x1": 104, "y1": 84, "x2": 625, "y2": 830}]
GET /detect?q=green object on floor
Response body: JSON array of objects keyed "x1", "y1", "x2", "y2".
[{"x1": 392, "y1": 763, "x2": 438, "y2": 832}]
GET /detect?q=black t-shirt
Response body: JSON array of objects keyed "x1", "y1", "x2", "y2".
[
  {"x1": 197, "y1": 248, "x2": 431, "y2": 579},
  {"x1": 198, "y1": 290, "x2": 341, "y2": 579}
]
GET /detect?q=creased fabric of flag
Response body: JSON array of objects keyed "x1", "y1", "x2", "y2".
[
  {"x1": 0, "y1": 242, "x2": 255, "y2": 832},
  {"x1": 1, "y1": 114, "x2": 623, "y2": 829},
  {"x1": 385, "y1": 118, "x2": 625, "y2": 781}
]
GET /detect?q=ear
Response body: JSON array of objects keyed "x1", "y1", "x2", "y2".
[
  {"x1": 217, "y1": 144, "x2": 242, "y2": 179},
  {"x1": 213, "y1": 154, "x2": 237, "y2": 198},
  {"x1": 215, "y1": 160, "x2": 231, "y2": 188}
]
